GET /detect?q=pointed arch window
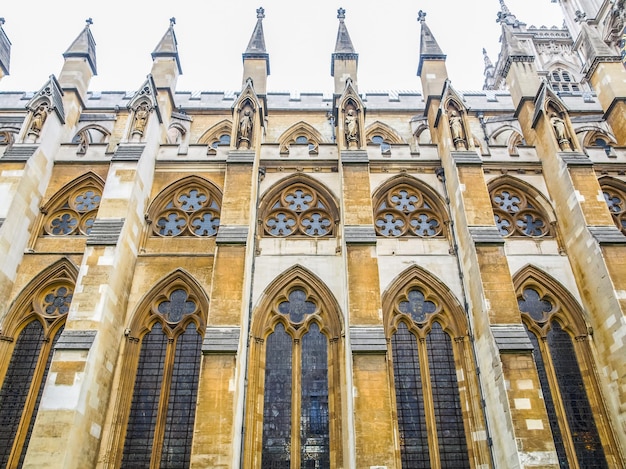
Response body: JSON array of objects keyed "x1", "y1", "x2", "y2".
[
  {"x1": 245, "y1": 270, "x2": 343, "y2": 468},
  {"x1": 387, "y1": 280, "x2": 474, "y2": 468},
  {"x1": 600, "y1": 179, "x2": 626, "y2": 236},
  {"x1": 148, "y1": 178, "x2": 222, "y2": 237},
  {"x1": 490, "y1": 182, "x2": 552, "y2": 238},
  {"x1": 549, "y1": 69, "x2": 581, "y2": 93},
  {"x1": 117, "y1": 277, "x2": 207, "y2": 469},
  {"x1": 260, "y1": 179, "x2": 338, "y2": 238},
  {"x1": 0, "y1": 265, "x2": 75, "y2": 468},
  {"x1": 373, "y1": 181, "x2": 446, "y2": 238},
  {"x1": 41, "y1": 175, "x2": 104, "y2": 236},
  {"x1": 516, "y1": 275, "x2": 617, "y2": 468}
]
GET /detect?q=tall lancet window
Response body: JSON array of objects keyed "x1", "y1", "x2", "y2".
[
  {"x1": 0, "y1": 261, "x2": 75, "y2": 468},
  {"x1": 245, "y1": 268, "x2": 343, "y2": 469},
  {"x1": 516, "y1": 273, "x2": 618, "y2": 469},
  {"x1": 384, "y1": 267, "x2": 490, "y2": 468}
]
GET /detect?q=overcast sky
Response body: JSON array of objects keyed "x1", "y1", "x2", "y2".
[{"x1": 1, "y1": 0, "x2": 564, "y2": 94}]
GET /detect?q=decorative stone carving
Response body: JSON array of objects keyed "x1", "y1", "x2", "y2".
[
  {"x1": 549, "y1": 111, "x2": 572, "y2": 151},
  {"x1": 26, "y1": 102, "x2": 49, "y2": 142},
  {"x1": 237, "y1": 105, "x2": 254, "y2": 149},
  {"x1": 448, "y1": 106, "x2": 467, "y2": 150},
  {"x1": 344, "y1": 107, "x2": 359, "y2": 149},
  {"x1": 131, "y1": 101, "x2": 151, "y2": 140}
]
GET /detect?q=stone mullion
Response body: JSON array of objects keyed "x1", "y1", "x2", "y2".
[
  {"x1": 328, "y1": 337, "x2": 344, "y2": 469},
  {"x1": 291, "y1": 337, "x2": 302, "y2": 469},
  {"x1": 242, "y1": 338, "x2": 264, "y2": 469},
  {"x1": 418, "y1": 335, "x2": 440, "y2": 469},
  {"x1": 150, "y1": 335, "x2": 176, "y2": 469}
]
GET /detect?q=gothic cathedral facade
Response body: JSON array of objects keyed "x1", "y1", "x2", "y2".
[{"x1": 1, "y1": 1, "x2": 626, "y2": 468}]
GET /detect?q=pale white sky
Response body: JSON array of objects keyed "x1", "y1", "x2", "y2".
[{"x1": 1, "y1": 0, "x2": 564, "y2": 93}]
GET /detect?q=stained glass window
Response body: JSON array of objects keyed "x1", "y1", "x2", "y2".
[
  {"x1": 0, "y1": 280, "x2": 72, "y2": 468},
  {"x1": 262, "y1": 183, "x2": 336, "y2": 237},
  {"x1": 520, "y1": 284, "x2": 611, "y2": 468},
  {"x1": 121, "y1": 286, "x2": 203, "y2": 468},
  {"x1": 374, "y1": 184, "x2": 444, "y2": 238},
  {"x1": 601, "y1": 183, "x2": 626, "y2": 236},
  {"x1": 151, "y1": 183, "x2": 222, "y2": 237},
  {"x1": 490, "y1": 185, "x2": 551, "y2": 238},
  {"x1": 256, "y1": 285, "x2": 334, "y2": 468},
  {"x1": 43, "y1": 186, "x2": 102, "y2": 236}
]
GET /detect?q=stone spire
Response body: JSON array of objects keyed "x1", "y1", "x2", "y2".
[
  {"x1": 0, "y1": 18, "x2": 11, "y2": 79},
  {"x1": 150, "y1": 18, "x2": 181, "y2": 93},
  {"x1": 483, "y1": 48, "x2": 496, "y2": 90},
  {"x1": 58, "y1": 19, "x2": 97, "y2": 104},
  {"x1": 152, "y1": 17, "x2": 182, "y2": 75},
  {"x1": 417, "y1": 10, "x2": 448, "y2": 98},
  {"x1": 63, "y1": 18, "x2": 97, "y2": 75},
  {"x1": 331, "y1": 8, "x2": 359, "y2": 94},
  {"x1": 242, "y1": 7, "x2": 270, "y2": 95}
]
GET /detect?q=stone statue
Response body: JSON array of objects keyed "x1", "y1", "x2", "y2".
[
  {"x1": 238, "y1": 109, "x2": 253, "y2": 149},
  {"x1": 449, "y1": 110, "x2": 467, "y2": 150},
  {"x1": 27, "y1": 104, "x2": 48, "y2": 140},
  {"x1": 345, "y1": 109, "x2": 359, "y2": 148},
  {"x1": 550, "y1": 113, "x2": 571, "y2": 151},
  {"x1": 132, "y1": 102, "x2": 150, "y2": 137}
]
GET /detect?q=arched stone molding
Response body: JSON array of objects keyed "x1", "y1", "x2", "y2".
[
  {"x1": 577, "y1": 126, "x2": 618, "y2": 154},
  {"x1": 599, "y1": 175, "x2": 626, "y2": 236},
  {"x1": 198, "y1": 119, "x2": 233, "y2": 155},
  {"x1": 338, "y1": 79, "x2": 364, "y2": 150},
  {"x1": 489, "y1": 124, "x2": 525, "y2": 155},
  {"x1": 37, "y1": 172, "x2": 105, "y2": 237},
  {"x1": 487, "y1": 175, "x2": 557, "y2": 239},
  {"x1": 71, "y1": 124, "x2": 111, "y2": 154},
  {"x1": 372, "y1": 174, "x2": 450, "y2": 239},
  {"x1": 166, "y1": 122, "x2": 186, "y2": 145},
  {"x1": 277, "y1": 121, "x2": 324, "y2": 155},
  {"x1": 126, "y1": 75, "x2": 160, "y2": 143},
  {"x1": 365, "y1": 121, "x2": 404, "y2": 145},
  {"x1": 258, "y1": 174, "x2": 339, "y2": 238},
  {"x1": 145, "y1": 175, "x2": 223, "y2": 238},
  {"x1": 0, "y1": 126, "x2": 19, "y2": 148},
  {"x1": 381, "y1": 264, "x2": 490, "y2": 467},
  {"x1": 0, "y1": 258, "x2": 77, "y2": 468},
  {"x1": 244, "y1": 264, "x2": 344, "y2": 468},
  {"x1": 100, "y1": 268, "x2": 208, "y2": 468},
  {"x1": 513, "y1": 265, "x2": 623, "y2": 468}
]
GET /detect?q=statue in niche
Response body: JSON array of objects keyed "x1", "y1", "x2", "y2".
[
  {"x1": 27, "y1": 103, "x2": 48, "y2": 142},
  {"x1": 237, "y1": 107, "x2": 253, "y2": 149},
  {"x1": 344, "y1": 108, "x2": 359, "y2": 149},
  {"x1": 131, "y1": 102, "x2": 150, "y2": 138},
  {"x1": 449, "y1": 110, "x2": 467, "y2": 150},
  {"x1": 550, "y1": 112, "x2": 572, "y2": 151}
]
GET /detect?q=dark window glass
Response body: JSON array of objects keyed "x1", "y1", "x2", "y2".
[
  {"x1": 121, "y1": 323, "x2": 168, "y2": 468},
  {"x1": 262, "y1": 324, "x2": 292, "y2": 469},
  {"x1": 526, "y1": 327, "x2": 570, "y2": 468},
  {"x1": 0, "y1": 321, "x2": 45, "y2": 467},
  {"x1": 427, "y1": 323, "x2": 470, "y2": 468},
  {"x1": 392, "y1": 322, "x2": 430, "y2": 468},
  {"x1": 160, "y1": 323, "x2": 203, "y2": 468},
  {"x1": 547, "y1": 322, "x2": 609, "y2": 468},
  {"x1": 300, "y1": 323, "x2": 330, "y2": 467}
]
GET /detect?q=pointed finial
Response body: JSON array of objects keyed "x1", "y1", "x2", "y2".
[
  {"x1": 417, "y1": 10, "x2": 426, "y2": 23},
  {"x1": 483, "y1": 48, "x2": 493, "y2": 67},
  {"x1": 499, "y1": 0, "x2": 511, "y2": 15},
  {"x1": 169, "y1": 17, "x2": 176, "y2": 26},
  {"x1": 337, "y1": 7, "x2": 346, "y2": 21},
  {"x1": 85, "y1": 17, "x2": 93, "y2": 26},
  {"x1": 256, "y1": 7, "x2": 265, "y2": 19}
]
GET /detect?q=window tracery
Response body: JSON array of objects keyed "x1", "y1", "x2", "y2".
[
  {"x1": 110, "y1": 271, "x2": 208, "y2": 469},
  {"x1": 278, "y1": 122, "x2": 323, "y2": 155},
  {"x1": 71, "y1": 126, "x2": 110, "y2": 154},
  {"x1": 148, "y1": 178, "x2": 222, "y2": 238},
  {"x1": 41, "y1": 175, "x2": 104, "y2": 236},
  {"x1": 600, "y1": 179, "x2": 626, "y2": 236},
  {"x1": 373, "y1": 181, "x2": 446, "y2": 238},
  {"x1": 549, "y1": 68, "x2": 581, "y2": 93},
  {"x1": 245, "y1": 268, "x2": 343, "y2": 468},
  {"x1": 0, "y1": 261, "x2": 76, "y2": 468},
  {"x1": 260, "y1": 179, "x2": 337, "y2": 238},
  {"x1": 515, "y1": 269, "x2": 618, "y2": 468},
  {"x1": 385, "y1": 268, "x2": 486, "y2": 468},
  {"x1": 490, "y1": 183, "x2": 552, "y2": 238},
  {"x1": 198, "y1": 120, "x2": 233, "y2": 155}
]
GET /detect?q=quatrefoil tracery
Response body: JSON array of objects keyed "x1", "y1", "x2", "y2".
[
  {"x1": 154, "y1": 187, "x2": 221, "y2": 237},
  {"x1": 375, "y1": 185, "x2": 443, "y2": 237},
  {"x1": 491, "y1": 186, "x2": 550, "y2": 238},
  {"x1": 264, "y1": 184, "x2": 335, "y2": 237},
  {"x1": 44, "y1": 186, "x2": 102, "y2": 236},
  {"x1": 602, "y1": 185, "x2": 626, "y2": 236}
]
